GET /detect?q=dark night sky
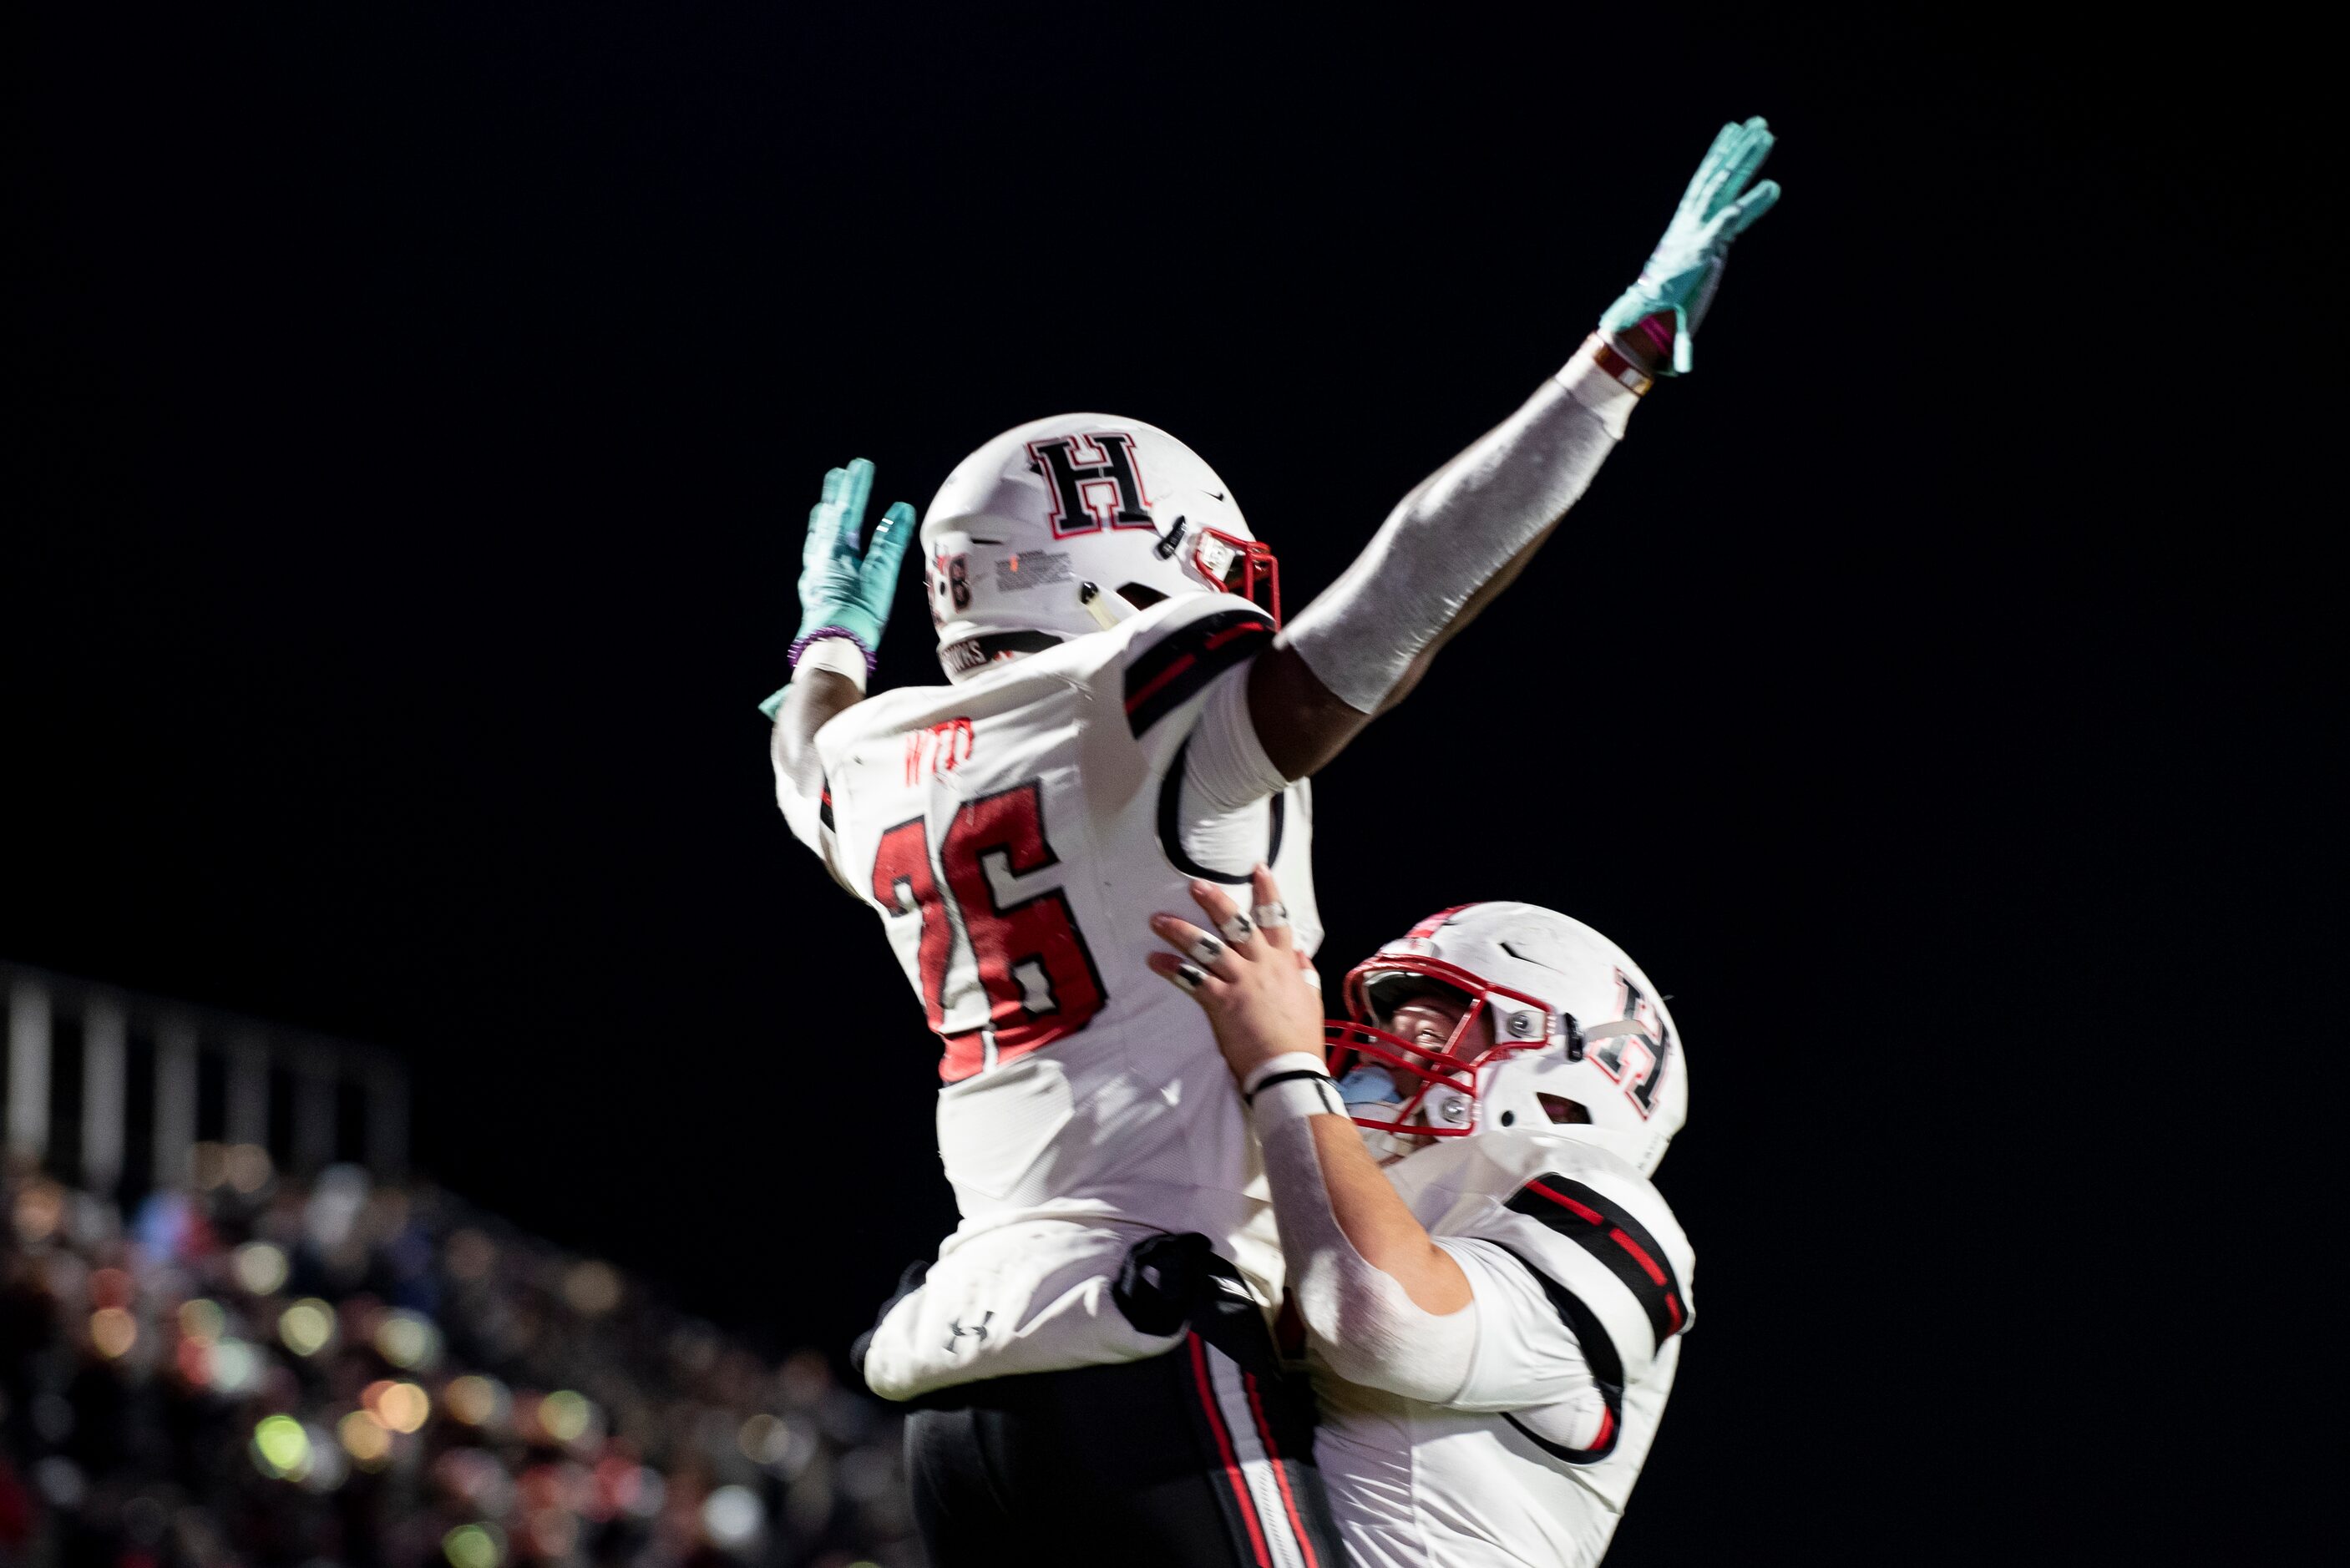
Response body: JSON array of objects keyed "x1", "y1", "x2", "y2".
[{"x1": 7, "y1": 7, "x2": 2326, "y2": 1560}]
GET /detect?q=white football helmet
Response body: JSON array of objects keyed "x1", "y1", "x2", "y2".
[
  {"x1": 1325, "y1": 902, "x2": 1688, "y2": 1176},
  {"x1": 918, "y1": 414, "x2": 1279, "y2": 682}
]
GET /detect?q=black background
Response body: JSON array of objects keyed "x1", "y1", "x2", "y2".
[{"x1": 8, "y1": 6, "x2": 2327, "y2": 1561}]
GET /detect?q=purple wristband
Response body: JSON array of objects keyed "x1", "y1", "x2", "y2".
[{"x1": 789, "y1": 626, "x2": 877, "y2": 674}]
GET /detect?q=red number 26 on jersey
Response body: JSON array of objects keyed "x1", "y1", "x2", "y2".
[{"x1": 871, "y1": 780, "x2": 1106, "y2": 1082}]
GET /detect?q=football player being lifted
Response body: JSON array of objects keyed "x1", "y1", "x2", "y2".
[
  {"x1": 764, "y1": 120, "x2": 1772, "y2": 1566},
  {"x1": 1150, "y1": 871, "x2": 1692, "y2": 1568}
]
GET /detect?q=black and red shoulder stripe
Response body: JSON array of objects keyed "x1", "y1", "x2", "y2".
[
  {"x1": 1124, "y1": 608, "x2": 1273, "y2": 736},
  {"x1": 1507, "y1": 1175, "x2": 1689, "y2": 1349},
  {"x1": 1491, "y1": 1242, "x2": 1624, "y2": 1465}
]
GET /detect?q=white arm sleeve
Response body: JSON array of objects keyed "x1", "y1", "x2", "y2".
[
  {"x1": 774, "y1": 761, "x2": 825, "y2": 852},
  {"x1": 1182, "y1": 660, "x2": 1289, "y2": 812},
  {"x1": 770, "y1": 737, "x2": 853, "y2": 895},
  {"x1": 1278, "y1": 352, "x2": 1638, "y2": 713},
  {"x1": 1246, "y1": 1062, "x2": 1479, "y2": 1404},
  {"x1": 769, "y1": 640, "x2": 867, "y2": 871}
]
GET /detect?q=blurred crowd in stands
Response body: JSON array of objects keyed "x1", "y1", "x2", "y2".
[{"x1": 0, "y1": 1148, "x2": 917, "y2": 1568}]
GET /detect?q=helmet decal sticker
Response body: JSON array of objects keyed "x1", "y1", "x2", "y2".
[
  {"x1": 1026, "y1": 431, "x2": 1156, "y2": 536},
  {"x1": 992, "y1": 550, "x2": 1074, "y2": 593},
  {"x1": 1585, "y1": 971, "x2": 1669, "y2": 1118}
]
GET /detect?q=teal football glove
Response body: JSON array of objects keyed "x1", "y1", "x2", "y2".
[
  {"x1": 1600, "y1": 117, "x2": 1781, "y2": 376},
  {"x1": 758, "y1": 458, "x2": 914, "y2": 718}
]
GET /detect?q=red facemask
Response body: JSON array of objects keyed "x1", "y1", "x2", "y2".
[
  {"x1": 1194, "y1": 528, "x2": 1280, "y2": 625},
  {"x1": 1322, "y1": 954, "x2": 1564, "y2": 1141}
]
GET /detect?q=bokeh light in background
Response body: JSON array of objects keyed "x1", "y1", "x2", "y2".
[
  {"x1": 210, "y1": 1339, "x2": 264, "y2": 1396},
  {"x1": 178, "y1": 1297, "x2": 225, "y2": 1343},
  {"x1": 299, "y1": 1423, "x2": 348, "y2": 1491},
  {"x1": 374, "y1": 1307, "x2": 440, "y2": 1368},
  {"x1": 232, "y1": 1239, "x2": 289, "y2": 1294},
  {"x1": 337, "y1": 1409, "x2": 393, "y2": 1468},
  {"x1": 444, "y1": 1373, "x2": 512, "y2": 1427},
  {"x1": 225, "y1": 1143, "x2": 273, "y2": 1193},
  {"x1": 437, "y1": 1446, "x2": 518, "y2": 1517},
  {"x1": 362, "y1": 1378, "x2": 431, "y2": 1434},
  {"x1": 189, "y1": 1142, "x2": 278, "y2": 1196},
  {"x1": 13, "y1": 1181, "x2": 65, "y2": 1242},
  {"x1": 702, "y1": 1484, "x2": 765, "y2": 1550},
  {"x1": 251, "y1": 1414, "x2": 311, "y2": 1479},
  {"x1": 739, "y1": 1412, "x2": 790, "y2": 1465},
  {"x1": 539, "y1": 1388, "x2": 592, "y2": 1444},
  {"x1": 563, "y1": 1259, "x2": 624, "y2": 1315},
  {"x1": 1, "y1": 1160, "x2": 915, "y2": 1561},
  {"x1": 279, "y1": 1297, "x2": 336, "y2": 1356},
  {"x1": 443, "y1": 1522, "x2": 507, "y2": 1568},
  {"x1": 89, "y1": 1307, "x2": 137, "y2": 1358}
]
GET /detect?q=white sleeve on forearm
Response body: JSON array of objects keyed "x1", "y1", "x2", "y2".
[
  {"x1": 771, "y1": 743, "x2": 855, "y2": 895},
  {"x1": 1182, "y1": 660, "x2": 1290, "y2": 812},
  {"x1": 774, "y1": 760, "x2": 824, "y2": 850},
  {"x1": 1278, "y1": 352, "x2": 1638, "y2": 713},
  {"x1": 1246, "y1": 1062, "x2": 1479, "y2": 1404}
]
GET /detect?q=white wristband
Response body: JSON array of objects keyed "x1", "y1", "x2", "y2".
[
  {"x1": 795, "y1": 636, "x2": 869, "y2": 691},
  {"x1": 1242, "y1": 1051, "x2": 1332, "y2": 1099},
  {"x1": 1554, "y1": 340, "x2": 1641, "y2": 440},
  {"x1": 1243, "y1": 1052, "x2": 1344, "y2": 1125}
]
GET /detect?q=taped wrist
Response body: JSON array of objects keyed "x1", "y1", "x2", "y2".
[
  {"x1": 793, "y1": 634, "x2": 870, "y2": 692},
  {"x1": 1277, "y1": 348, "x2": 1638, "y2": 714},
  {"x1": 1243, "y1": 1052, "x2": 1344, "y2": 1119}
]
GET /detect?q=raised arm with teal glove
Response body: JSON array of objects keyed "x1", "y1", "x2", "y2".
[
  {"x1": 1600, "y1": 117, "x2": 1781, "y2": 376},
  {"x1": 757, "y1": 458, "x2": 914, "y2": 719}
]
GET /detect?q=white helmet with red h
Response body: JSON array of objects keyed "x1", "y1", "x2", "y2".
[
  {"x1": 1326, "y1": 902, "x2": 1689, "y2": 1176},
  {"x1": 919, "y1": 414, "x2": 1279, "y2": 682}
]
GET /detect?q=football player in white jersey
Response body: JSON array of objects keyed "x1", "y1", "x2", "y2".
[
  {"x1": 1148, "y1": 869, "x2": 1692, "y2": 1568},
  {"x1": 763, "y1": 119, "x2": 1770, "y2": 1566}
]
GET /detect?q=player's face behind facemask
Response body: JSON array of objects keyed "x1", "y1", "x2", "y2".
[{"x1": 1331, "y1": 980, "x2": 1589, "y2": 1163}]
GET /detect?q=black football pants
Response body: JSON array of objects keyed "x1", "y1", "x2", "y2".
[{"x1": 905, "y1": 1329, "x2": 1340, "y2": 1568}]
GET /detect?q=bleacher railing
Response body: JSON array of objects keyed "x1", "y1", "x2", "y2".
[{"x1": 2, "y1": 959, "x2": 408, "y2": 1196}]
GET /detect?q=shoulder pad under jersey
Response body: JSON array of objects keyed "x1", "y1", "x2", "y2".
[
  {"x1": 1402, "y1": 1130, "x2": 1694, "y2": 1389},
  {"x1": 1116, "y1": 594, "x2": 1275, "y2": 739}
]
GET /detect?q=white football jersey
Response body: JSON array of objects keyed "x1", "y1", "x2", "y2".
[
  {"x1": 783, "y1": 595, "x2": 1321, "y2": 1385},
  {"x1": 1314, "y1": 1128, "x2": 1694, "y2": 1568}
]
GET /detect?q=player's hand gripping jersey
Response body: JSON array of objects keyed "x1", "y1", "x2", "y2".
[
  {"x1": 1319, "y1": 1128, "x2": 1694, "y2": 1568},
  {"x1": 783, "y1": 593, "x2": 1321, "y2": 1397}
]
